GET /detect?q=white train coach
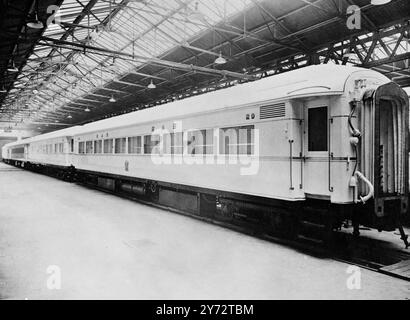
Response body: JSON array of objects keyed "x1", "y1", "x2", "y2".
[{"x1": 3, "y1": 65, "x2": 409, "y2": 246}]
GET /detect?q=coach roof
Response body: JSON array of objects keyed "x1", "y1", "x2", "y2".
[
  {"x1": 72, "y1": 64, "x2": 388, "y2": 135},
  {"x1": 5, "y1": 64, "x2": 391, "y2": 146}
]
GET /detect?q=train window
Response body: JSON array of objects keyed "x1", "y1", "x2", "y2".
[
  {"x1": 86, "y1": 141, "x2": 93, "y2": 154},
  {"x1": 11, "y1": 147, "x2": 24, "y2": 158},
  {"x1": 219, "y1": 125, "x2": 254, "y2": 155},
  {"x1": 70, "y1": 139, "x2": 74, "y2": 153},
  {"x1": 221, "y1": 128, "x2": 237, "y2": 155},
  {"x1": 162, "y1": 134, "x2": 171, "y2": 154},
  {"x1": 170, "y1": 132, "x2": 183, "y2": 154},
  {"x1": 54, "y1": 144, "x2": 58, "y2": 153},
  {"x1": 205, "y1": 129, "x2": 215, "y2": 154},
  {"x1": 115, "y1": 138, "x2": 127, "y2": 154},
  {"x1": 59, "y1": 143, "x2": 64, "y2": 153},
  {"x1": 104, "y1": 139, "x2": 113, "y2": 154},
  {"x1": 246, "y1": 127, "x2": 255, "y2": 155},
  {"x1": 78, "y1": 142, "x2": 85, "y2": 154},
  {"x1": 94, "y1": 140, "x2": 102, "y2": 154},
  {"x1": 308, "y1": 107, "x2": 328, "y2": 152},
  {"x1": 144, "y1": 135, "x2": 160, "y2": 154},
  {"x1": 128, "y1": 136, "x2": 142, "y2": 154},
  {"x1": 187, "y1": 129, "x2": 214, "y2": 155},
  {"x1": 187, "y1": 131, "x2": 196, "y2": 155}
]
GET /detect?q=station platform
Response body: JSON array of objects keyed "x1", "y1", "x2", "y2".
[{"x1": 0, "y1": 162, "x2": 409, "y2": 300}]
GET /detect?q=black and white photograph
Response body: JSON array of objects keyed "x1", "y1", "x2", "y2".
[{"x1": 0, "y1": 0, "x2": 410, "y2": 305}]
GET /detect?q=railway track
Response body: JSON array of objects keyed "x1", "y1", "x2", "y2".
[
  {"x1": 78, "y1": 180, "x2": 410, "y2": 282},
  {"x1": 331, "y1": 232, "x2": 410, "y2": 280}
]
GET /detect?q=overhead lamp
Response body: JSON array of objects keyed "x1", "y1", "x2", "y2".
[
  {"x1": 189, "y1": 1, "x2": 203, "y2": 20},
  {"x1": 147, "y1": 80, "x2": 156, "y2": 89},
  {"x1": 26, "y1": 0, "x2": 44, "y2": 30},
  {"x1": 33, "y1": 89, "x2": 39, "y2": 94},
  {"x1": 55, "y1": 120, "x2": 59, "y2": 123},
  {"x1": 84, "y1": 107, "x2": 90, "y2": 112},
  {"x1": 26, "y1": 13, "x2": 44, "y2": 29},
  {"x1": 214, "y1": 52, "x2": 227, "y2": 65},
  {"x1": 109, "y1": 95, "x2": 116, "y2": 103},
  {"x1": 67, "y1": 114, "x2": 72, "y2": 119},
  {"x1": 7, "y1": 60, "x2": 18, "y2": 73},
  {"x1": 370, "y1": 0, "x2": 391, "y2": 5}
]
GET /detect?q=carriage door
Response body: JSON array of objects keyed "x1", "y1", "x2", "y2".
[{"x1": 303, "y1": 100, "x2": 331, "y2": 199}]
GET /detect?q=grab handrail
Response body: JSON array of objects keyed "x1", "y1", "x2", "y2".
[{"x1": 289, "y1": 139, "x2": 294, "y2": 190}]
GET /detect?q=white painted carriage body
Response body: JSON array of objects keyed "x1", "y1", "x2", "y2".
[{"x1": 2, "y1": 65, "x2": 399, "y2": 206}]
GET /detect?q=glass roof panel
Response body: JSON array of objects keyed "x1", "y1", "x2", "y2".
[{"x1": 7, "y1": 0, "x2": 265, "y2": 124}]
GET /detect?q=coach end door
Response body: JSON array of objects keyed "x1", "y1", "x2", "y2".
[{"x1": 303, "y1": 99, "x2": 331, "y2": 199}]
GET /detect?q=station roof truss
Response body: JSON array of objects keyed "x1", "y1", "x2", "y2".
[{"x1": 0, "y1": 0, "x2": 409, "y2": 132}]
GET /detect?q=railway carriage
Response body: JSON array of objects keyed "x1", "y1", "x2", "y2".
[
  {"x1": 2, "y1": 127, "x2": 80, "y2": 179},
  {"x1": 3, "y1": 65, "x2": 409, "y2": 246}
]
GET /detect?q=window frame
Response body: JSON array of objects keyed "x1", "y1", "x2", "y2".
[
  {"x1": 170, "y1": 132, "x2": 183, "y2": 155},
  {"x1": 85, "y1": 140, "x2": 94, "y2": 154},
  {"x1": 103, "y1": 139, "x2": 114, "y2": 154},
  {"x1": 78, "y1": 141, "x2": 85, "y2": 154},
  {"x1": 307, "y1": 106, "x2": 329, "y2": 154},
  {"x1": 144, "y1": 134, "x2": 161, "y2": 155},
  {"x1": 186, "y1": 128, "x2": 215, "y2": 155},
  {"x1": 128, "y1": 136, "x2": 143, "y2": 154},
  {"x1": 94, "y1": 140, "x2": 103, "y2": 154},
  {"x1": 218, "y1": 125, "x2": 255, "y2": 156},
  {"x1": 114, "y1": 137, "x2": 127, "y2": 154}
]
